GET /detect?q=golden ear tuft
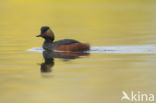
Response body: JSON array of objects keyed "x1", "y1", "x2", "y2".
[{"x1": 47, "y1": 29, "x2": 55, "y2": 38}]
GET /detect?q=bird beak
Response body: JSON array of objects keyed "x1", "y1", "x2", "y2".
[{"x1": 36, "y1": 33, "x2": 43, "y2": 37}]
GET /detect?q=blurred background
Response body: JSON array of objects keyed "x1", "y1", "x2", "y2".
[{"x1": 0, "y1": 0, "x2": 156, "y2": 103}]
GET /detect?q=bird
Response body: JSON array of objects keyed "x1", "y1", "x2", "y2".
[{"x1": 36, "y1": 26, "x2": 90, "y2": 52}]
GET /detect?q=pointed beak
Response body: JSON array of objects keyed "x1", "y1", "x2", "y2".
[{"x1": 36, "y1": 33, "x2": 43, "y2": 37}]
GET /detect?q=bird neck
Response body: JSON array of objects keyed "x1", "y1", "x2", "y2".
[
  {"x1": 43, "y1": 38, "x2": 54, "y2": 51},
  {"x1": 44, "y1": 38, "x2": 54, "y2": 43}
]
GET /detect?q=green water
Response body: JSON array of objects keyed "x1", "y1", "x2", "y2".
[{"x1": 0, "y1": 0, "x2": 156, "y2": 103}]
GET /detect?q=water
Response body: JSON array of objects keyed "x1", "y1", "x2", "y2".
[
  {"x1": 0, "y1": 0, "x2": 156, "y2": 103},
  {"x1": 28, "y1": 45, "x2": 156, "y2": 54}
]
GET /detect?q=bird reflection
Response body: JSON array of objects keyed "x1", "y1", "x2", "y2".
[{"x1": 40, "y1": 50, "x2": 90, "y2": 73}]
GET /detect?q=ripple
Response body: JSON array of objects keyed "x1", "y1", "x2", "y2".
[{"x1": 27, "y1": 45, "x2": 156, "y2": 54}]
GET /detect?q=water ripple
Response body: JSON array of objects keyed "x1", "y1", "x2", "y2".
[{"x1": 27, "y1": 45, "x2": 156, "y2": 54}]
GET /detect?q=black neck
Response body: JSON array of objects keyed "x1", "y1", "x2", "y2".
[
  {"x1": 43, "y1": 38, "x2": 54, "y2": 50},
  {"x1": 44, "y1": 38, "x2": 54, "y2": 43}
]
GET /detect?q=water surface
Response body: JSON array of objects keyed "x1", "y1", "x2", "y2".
[{"x1": 0, "y1": 0, "x2": 156, "y2": 103}]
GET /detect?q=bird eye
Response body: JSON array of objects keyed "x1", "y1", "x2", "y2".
[{"x1": 44, "y1": 32, "x2": 47, "y2": 35}]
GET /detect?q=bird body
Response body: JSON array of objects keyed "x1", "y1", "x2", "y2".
[{"x1": 37, "y1": 26, "x2": 90, "y2": 52}]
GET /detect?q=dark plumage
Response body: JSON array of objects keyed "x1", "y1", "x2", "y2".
[
  {"x1": 41, "y1": 26, "x2": 49, "y2": 34},
  {"x1": 36, "y1": 26, "x2": 90, "y2": 52},
  {"x1": 52, "y1": 39, "x2": 80, "y2": 47}
]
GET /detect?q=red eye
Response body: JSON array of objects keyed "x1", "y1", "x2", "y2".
[{"x1": 44, "y1": 32, "x2": 47, "y2": 35}]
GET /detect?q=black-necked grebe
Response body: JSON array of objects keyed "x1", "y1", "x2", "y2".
[{"x1": 36, "y1": 26, "x2": 90, "y2": 52}]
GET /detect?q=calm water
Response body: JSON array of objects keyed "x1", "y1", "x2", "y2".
[{"x1": 0, "y1": 0, "x2": 156, "y2": 103}]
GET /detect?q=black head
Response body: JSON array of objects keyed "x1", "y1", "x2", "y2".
[
  {"x1": 36, "y1": 26, "x2": 55, "y2": 41},
  {"x1": 41, "y1": 26, "x2": 49, "y2": 34},
  {"x1": 36, "y1": 26, "x2": 50, "y2": 37}
]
